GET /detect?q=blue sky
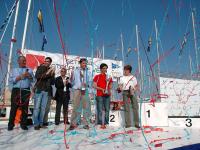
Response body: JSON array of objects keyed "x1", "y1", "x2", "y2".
[{"x1": 0, "y1": 0, "x2": 200, "y2": 83}]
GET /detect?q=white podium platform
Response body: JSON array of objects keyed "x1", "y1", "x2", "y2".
[
  {"x1": 169, "y1": 118, "x2": 200, "y2": 128},
  {"x1": 109, "y1": 102, "x2": 169, "y2": 127},
  {"x1": 109, "y1": 110, "x2": 125, "y2": 127},
  {"x1": 140, "y1": 102, "x2": 168, "y2": 126}
]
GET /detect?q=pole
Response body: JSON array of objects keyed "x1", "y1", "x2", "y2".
[
  {"x1": 136, "y1": 25, "x2": 140, "y2": 75},
  {"x1": 155, "y1": 20, "x2": 160, "y2": 100},
  {"x1": 102, "y1": 43, "x2": 105, "y2": 59},
  {"x1": 120, "y1": 33, "x2": 125, "y2": 67},
  {"x1": 21, "y1": 0, "x2": 32, "y2": 54},
  {"x1": 5, "y1": 0, "x2": 20, "y2": 88},
  {"x1": 192, "y1": 10, "x2": 199, "y2": 71}
]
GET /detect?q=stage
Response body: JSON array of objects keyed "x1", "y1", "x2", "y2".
[{"x1": 0, "y1": 122, "x2": 200, "y2": 150}]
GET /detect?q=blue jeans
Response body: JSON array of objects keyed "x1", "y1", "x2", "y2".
[
  {"x1": 33, "y1": 90, "x2": 48, "y2": 126},
  {"x1": 96, "y1": 96, "x2": 110, "y2": 125}
]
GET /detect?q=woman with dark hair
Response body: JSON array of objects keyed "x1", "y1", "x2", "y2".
[{"x1": 93, "y1": 63, "x2": 113, "y2": 129}]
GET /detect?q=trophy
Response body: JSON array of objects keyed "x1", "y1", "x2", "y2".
[
  {"x1": 80, "y1": 70, "x2": 85, "y2": 91},
  {"x1": 105, "y1": 74, "x2": 111, "y2": 94}
]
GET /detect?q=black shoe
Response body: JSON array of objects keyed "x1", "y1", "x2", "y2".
[
  {"x1": 40, "y1": 125, "x2": 48, "y2": 129},
  {"x1": 34, "y1": 126, "x2": 40, "y2": 130},
  {"x1": 83, "y1": 125, "x2": 89, "y2": 130},
  {"x1": 64, "y1": 121, "x2": 70, "y2": 125},
  {"x1": 135, "y1": 125, "x2": 140, "y2": 129},
  {"x1": 125, "y1": 125, "x2": 131, "y2": 128},
  {"x1": 43, "y1": 122, "x2": 48, "y2": 126},
  {"x1": 21, "y1": 126, "x2": 28, "y2": 130},
  {"x1": 69, "y1": 125, "x2": 75, "y2": 130},
  {"x1": 55, "y1": 122, "x2": 59, "y2": 125},
  {"x1": 8, "y1": 126, "x2": 13, "y2": 131}
]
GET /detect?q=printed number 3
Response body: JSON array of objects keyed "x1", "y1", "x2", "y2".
[
  {"x1": 110, "y1": 115, "x2": 115, "y2": 122},
  {"x1": 185, "y1": 118, "x2": 192, "y2": 127}
]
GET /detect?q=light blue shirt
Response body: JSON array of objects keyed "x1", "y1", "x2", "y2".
[
  {"x1": 9, "y1": 67, "x2": 35, "y2": 89},
  {"x1": 71, "y1": 67, "x2": 92, "y2": 90}
]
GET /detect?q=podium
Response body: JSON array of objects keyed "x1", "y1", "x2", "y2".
[
  {"x1": 109, "y1": 102, "x2": 168, "y2": 127},
  {"x1": 109, "y1": 110, "x2": 125, "y2": 127},
  {"x1": 140, "y1": 102, "x2": 168, "y2": 126}
]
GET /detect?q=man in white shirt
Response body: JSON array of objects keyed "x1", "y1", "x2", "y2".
[{"x1": 118, "y1": 65, "x2": 140, "y2": 128}]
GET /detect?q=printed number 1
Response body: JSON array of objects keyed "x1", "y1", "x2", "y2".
[{"x1": 146, "y1": 110, "x2": 150, "y2": 118}]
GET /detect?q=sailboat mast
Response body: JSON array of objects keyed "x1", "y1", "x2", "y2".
[
  {"x1": 191, "y1": 10, "x2": 199, "y2": 71},
  {"x1": 120, "y1": 33, "x2": 125, "y2": 67},
  {"x1": 155, "y1": 20, "x2": 160, "y2": 100},
  {"x1": 102, "y1": 43, "x2": 105, "y2": 59},
  {"x1": 21, "y1": 0, "x2": 32, "y2": 54},
  {"x1": 5, "y1": 0, "x2": 20, "y2": 88},
  {"x1": 155, "y1": 20, "x2": 160, "y2": 78},
  {"x1": 135, "y1": 25, "x2": 142, "y2": 92}
]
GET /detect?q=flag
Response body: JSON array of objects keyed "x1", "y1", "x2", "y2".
[
  {"x1": 37, "y1": 9, "x2": 44, "y2": 32},
  {"x1": 41, "y1": 35, "x2": 47, "y2": 50},
  {"x1": 147, "y1": 37, "x2": 152, "y2": 52},
  {"x1": 112, "y1": 63, "x2": 120, "y2": 69},
  {"x1": 126, "y1": 47, "x2": 132, "y2": 57}
]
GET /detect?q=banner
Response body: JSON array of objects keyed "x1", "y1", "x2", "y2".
[{"x1": 24, "y1": 49, "x2": 123, "y2": 80}]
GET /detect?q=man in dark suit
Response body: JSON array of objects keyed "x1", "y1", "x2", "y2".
[{"x1": 55, "y1": 67, "x2": 71, "y2": 125}]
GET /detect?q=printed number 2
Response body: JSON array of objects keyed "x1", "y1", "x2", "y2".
[
  {"x1": 146, "y1": 110, "x2": 150, "y2": 118},
  {"x1": 185, "y1": 118, "x2": 192, "y2": 127},
  {"x1": 110, "y1": 115, "x2": 115, "y2": 122}
]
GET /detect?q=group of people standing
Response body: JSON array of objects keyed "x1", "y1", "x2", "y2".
[{"x1": 7, "y1": 56, "x2": 140, "y2": 131}]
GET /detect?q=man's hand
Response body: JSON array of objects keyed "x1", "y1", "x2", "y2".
[
  {"x1": 101, "y1": 88, "x2": 105, "y2": 94},
  {"x1": 20, "y1": 72, "x2": 32, "y2": 80}
]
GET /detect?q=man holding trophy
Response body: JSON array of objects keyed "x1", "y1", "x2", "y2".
[
  {"x1": 69, "y1": 58, "x2": 91, "y2": 130},
  {"x1": 93, "y1": 63, "x2": 113, "y2": 129}
]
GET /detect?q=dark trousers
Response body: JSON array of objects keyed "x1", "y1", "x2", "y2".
[
  {"x1": 96, "y1": 96, "x2": 110, "y2": 125},
  {"x1": 8, "y1": 88, "x2": 30, "y2": 128},
  {"x1": 55, "y1": 93, "x2": 70, "y2": 124}
]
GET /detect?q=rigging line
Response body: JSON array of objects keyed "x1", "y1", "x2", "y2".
[
  {"x1": 159, "y1": 0, "x2": 171, "y2": 38},
  {"x1": 61, "y1": 0, "x2": 69, "y2": 13},
  {"x1": 0, "y1": 0, "x2": 19, "y2": 44},
  {"x1": 83, "y1": 0, "x2": 95, "y2": 77},
  {"x1": 126, "y1": 0, "x2": 136, "y2": 51},
  {"x1": 53, "y1": 0, "x2": 67, "y2": 65},
  {"x1": 91, "y1": 0, "x2": 95, "y2": 11},
  {"x1": 46, "y1": 0, "x2": 60, "y2": 47},
  {"x1": 176, "y1": 12, "x2": 192, "y2": 71},
  {"x1": 48, "y1": 0, "x2": 67, "y2": 53},
  {"x1": 157, "y1": 34, "x2": 169, "y2": 73},
  {"x1": 138, "y1": 31, "x2": 159, "y2": 94},
  {"x1": 4, "y1": 0, "x2": 9, "y2": 13},
  {"x1": 57, "y1": 0, "x2": 68, "y2": 53}
]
